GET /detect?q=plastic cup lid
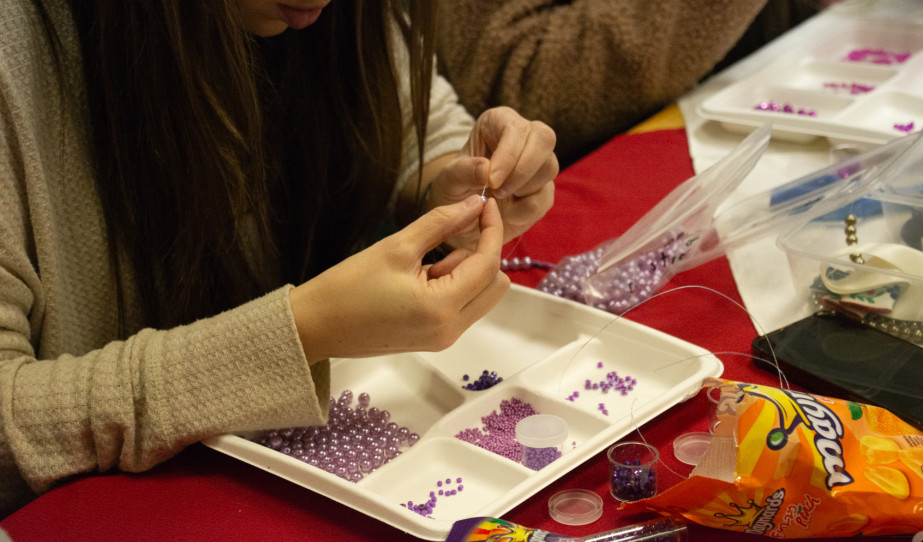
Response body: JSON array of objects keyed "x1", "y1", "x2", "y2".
[
  {"x1": 673, "y1": 432, "x2": 712, "y2": 466},
  {"x1": 548, "y1": 489, "x2": 603, "y2": 526},
  {"x1": 515, "y1": 414, "x2": 568, "y2": 448}
]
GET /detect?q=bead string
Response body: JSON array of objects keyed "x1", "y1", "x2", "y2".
[{"x1": 500, "y1": 256, "x2": 553, "y2": 272}]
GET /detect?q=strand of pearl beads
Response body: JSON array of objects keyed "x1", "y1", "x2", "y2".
[
  {"x1": 537, "y1": 235, "x2": 685, "y2": 314},
  {"x1": 500, "y1": 257, "x2": 552, "y2": 272}
]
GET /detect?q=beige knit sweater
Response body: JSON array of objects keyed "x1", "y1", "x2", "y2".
[
  {"x1": 436, "y1": 0, "x2": 768, "y2": 161},
  {"x1": 0, "y1": 0, "x2": 472, "y2": 515}
]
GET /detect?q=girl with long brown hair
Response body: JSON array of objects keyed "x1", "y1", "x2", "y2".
[{"x1": 0, "y1": 0, "x2": 556, "y2": 514}]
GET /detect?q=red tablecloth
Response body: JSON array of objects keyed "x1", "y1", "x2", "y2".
[{"x1": 2, "y1": 130, "x2": 912, "y2": 541}]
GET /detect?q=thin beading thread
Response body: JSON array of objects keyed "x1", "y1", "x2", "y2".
[
  {"x1": 626, "y1": 352, "x2": 791, "y2": 482},
  {"x1": 552, "y1": 284, "x2": 789, "y2": 482},
  {"x1": 554, "y1": 284, "x2": 787, "y2": 398},
  {"x1": 501, "y1": 235, "x2": 525, "y2": 261}
]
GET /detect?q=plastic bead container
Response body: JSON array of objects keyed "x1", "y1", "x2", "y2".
[
  {"x1": 608, "y1": 441, "x2": 659, "y2": 502},
  {"x1": 516, "y1": 414, "x2": 568, "y2": 471},
  {"x1": 547, "y1": 489, "x2": 603, "y2": 526},
  {"x1": 204, "y1": 285, "x2": 721, "y2": 540}
]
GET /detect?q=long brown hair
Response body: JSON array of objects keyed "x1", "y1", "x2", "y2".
[{"x1": 67, "y1": 0, "x2": 435, "y2": 332}]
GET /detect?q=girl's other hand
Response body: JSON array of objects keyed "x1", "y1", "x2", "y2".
[{"x1": 428, "y1": 106, "x2": 557, "y2": 250}]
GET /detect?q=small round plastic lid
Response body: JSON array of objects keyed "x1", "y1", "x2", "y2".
[
  {"x1": 515, "y1": 414, "x2": 568, "y2": 448},
  {"x1": 673, "y1": 432, "x2": 712, "y2": 466},
  {"x1": 548, "y1": 489, "x2": 603, "y2": 526}
]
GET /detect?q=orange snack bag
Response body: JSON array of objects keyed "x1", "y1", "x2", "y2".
[{"x1": 641, "y1": 378, "x2": 923, "y2": 538}]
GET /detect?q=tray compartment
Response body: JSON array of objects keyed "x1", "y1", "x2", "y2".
[
  {"x1": 784, "y1": 60, "x2": 895, "y2": 95},
  {"x1": 360, "y1": 437, "x2": 530, "y2": 520},
  {"x1": 436, "y1": 384, "x2": 609, "y2": 447},
  {"x1": 835, "y1": 91, "x2": 923, "y2": 135},
  {"x1": 329, "y1": 354, "x2": 464, "y2": 438},
  {"x1": 723, "y1": 84, "x2": 855, "y2": 119},
  {"x1": 520, "y1": 328, "x2": 715, "y2": 421},
  {"x1": 421, "y1": 290, "x2": 594, "y2": 385},
  {"x1": 810, "y1": 21, "x2": 923, "y2": 64}
]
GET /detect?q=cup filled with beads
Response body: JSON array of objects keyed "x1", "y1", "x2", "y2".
[
  {"x1": 608, "y1": 441, "x2": 659, "y2": 502},
  {"x1": 515, "y1": 414, "x2": 568, "y2": 471}
]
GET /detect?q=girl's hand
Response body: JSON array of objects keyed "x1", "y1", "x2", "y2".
[
  {"x1": 290, "y1": 196, "x2": 509, "y2": 363},
  {"x1": 426, "y1": 106, "x2": 558, "y2": 250}
]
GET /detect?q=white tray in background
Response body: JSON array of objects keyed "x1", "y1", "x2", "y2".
[
  {"x1": 699, "y1": 19, "x2": 923, "y2": 144},
  {"x1": 203, "y1": 284, "x2": 722, "y2": 540}
]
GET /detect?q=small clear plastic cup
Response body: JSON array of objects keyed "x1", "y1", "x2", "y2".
[
  {"x1": 607, "y1": 441, "x2": 659, "y2": 501},
  {"x1": 515, "y1": 414, "x2": 567, "y2": 471}
]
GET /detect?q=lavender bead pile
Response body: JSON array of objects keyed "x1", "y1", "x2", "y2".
[
  {"x1": 583, "y1": 370, "x2": 636, "y2": 396},
  {"x1": 401, "y1": 477, "x2": 464, "y2": 518},
  {"x1": 537, "y1": 234, "x2": 689, "y2": 314},
  {"x1": 454, "y1": 397, "x2": 538, "y2": 462},
  {"x1": 753, "y1": 101, "x2": 818, "y2": 116},
  {"x1": 822, "y1": 81, "x2": 875, "y2": 95},
  {"x1": 845, "y1": 48, "x2": 911, "y2": 65},
  {"x1": 565, "y1": 361, "x2": 637, "y2": 416},
  {"x1": 258, "y1": 390, "x2": 419, "y2": 483},
  {"x1": 461, "y1": 370, "x2": 503, "y2": 391},
  {"x1": 610, "y1": 457, "x2": 657, "y2": 502}
]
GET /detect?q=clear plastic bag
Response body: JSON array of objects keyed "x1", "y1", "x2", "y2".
[
  {"x1": 537, "y1": 127, "x2": 923, "y2": 314},
  {"x1": 538, "y1": 124, "x2": 770, "y2": 311}
]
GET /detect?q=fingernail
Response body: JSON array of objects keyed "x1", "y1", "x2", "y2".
[
  {"x1": 464, "y1": 194, "x2": 483, "y2": 208},
  {"x1": 490, "y1": 170, "x2": 505, "y2": 186}
]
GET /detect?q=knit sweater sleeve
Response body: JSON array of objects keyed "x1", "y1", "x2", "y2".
[
  {"x1": 435, "y1": 0, "x2": 766, "y2": 160},
  {"x1": 0, "y1": 290, "x2": 330, "y2": 504},
  {"x1": 0, "y1": 0, "x2": 328, "y2": 514}
]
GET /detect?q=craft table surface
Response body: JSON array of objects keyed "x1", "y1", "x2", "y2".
[{"x1": 2, "y1": 124, "x2": 912, "y2": 541}]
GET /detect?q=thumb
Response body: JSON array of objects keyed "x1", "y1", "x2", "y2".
[{"x1": 403, "y1": 194, "x2": 485, "y2": 257}]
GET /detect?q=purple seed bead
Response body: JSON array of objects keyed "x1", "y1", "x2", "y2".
[
  {"x1": 610, "y1": 458, "x2": 657, "y2": 502},
  {"x1": 522, "y1": 445, "x2": 562, "y2": 470}
]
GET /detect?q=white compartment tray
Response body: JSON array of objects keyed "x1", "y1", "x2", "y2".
[
  {"x1": 699, "y1": 19, "x2": 923, "y2": 144},
  {"x1": 204, "y1": 284, "x2": 722, "y2": 540}
]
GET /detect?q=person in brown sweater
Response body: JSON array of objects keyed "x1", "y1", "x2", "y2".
[
  {"x1": 0, "y1": 0, "x2": 557, "y2": 515},
  {"x1": 436, "y1": 0, "x2": 769, "y2": 163}
]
